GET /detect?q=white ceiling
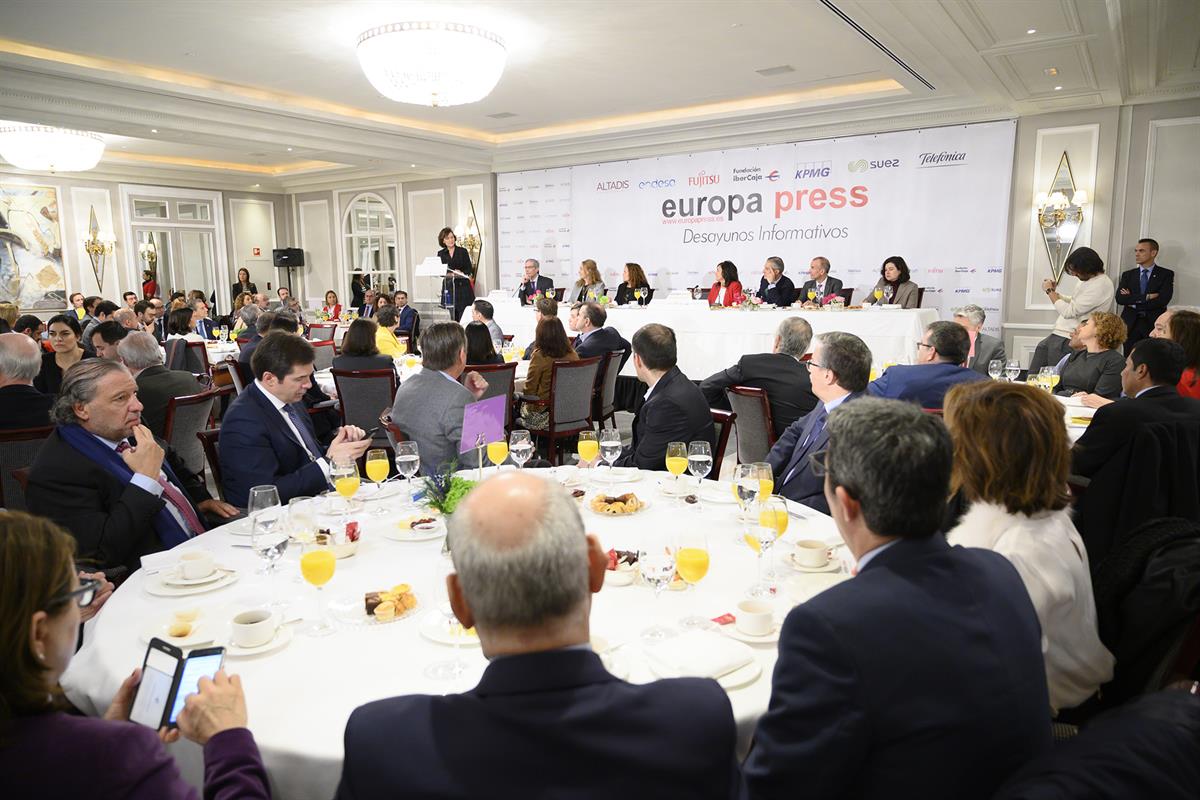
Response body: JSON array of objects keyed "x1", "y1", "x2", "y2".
[{"x1": 0, "y1": 0, "x2": 1196, "y2": 191}]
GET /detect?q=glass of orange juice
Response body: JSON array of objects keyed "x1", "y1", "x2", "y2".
[
  {"x1": 577, "y1": 430, "x2": 599, "y2": 467},
  {"x1": 665, "y1": 441, "x2": 688, "y2": 499},
  {"x1": 364, "y1": 449, "x2": 389, "y2": 514},
  {"x1": 677, "y1": 529, "x2": 715, "y2": 631},
  {"x1": 751, "y1": 462, "x2": 774, "y2": 504},
  {"x1": 300, "y1": 549, "x2": 336, "y2": 637},
  {"x1": 757, "y1": 496, "x2": 789, "y2": 588},
  {"x1": 331, "y1": 458, "x2": 360, "y2": 512},
  {"x1": 487, "y1": 438, "x2": 509, "y2": 470}
]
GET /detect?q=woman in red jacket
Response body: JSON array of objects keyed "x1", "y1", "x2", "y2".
[{"x1": 707, "y1": 261, "x2": 744, "y2": 306}]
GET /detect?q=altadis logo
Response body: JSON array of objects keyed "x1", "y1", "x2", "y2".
[
  {"x1": 766, "y1": 170, "x2": 780, "y2": 182},
  {"x1": 595, "y1": 180, "x2": 629, "y2": 192},
  {"x1": 848, "y1": 157, "x2": 901, "y2": 172}
]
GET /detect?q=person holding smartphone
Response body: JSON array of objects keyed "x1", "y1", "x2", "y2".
[{"x1": 0, "y1": 512, "x2": 270, "y2": 799}]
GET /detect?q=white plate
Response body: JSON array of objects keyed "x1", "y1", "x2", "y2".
[
  {"x1": 221, "y1": 623, "x2": 294, "y2": 658},
  {"x1": 139, "y1": 620, "x2": 215, "y2": 648},
  {"x1": 221, "y1": 518, "x2": 254, "y2": 536},
  {"x1": 722, "y1": 624, "x2": 781, "y2": 645},
  {"x1": 382, "y1": 517, "x2": 446, "y2": 542},
  {"x1": 593, "y1": 467, "x2": 640, "y2": 485},
  {"x1": 329, "y1": 593, "x2": 421, "y2": 627},
  {"x1": 159, "y1": 567, "x2": 234, "y2": 587},
  {"x1": 145, "y1": 571, "x2": 238, "y2": 597},
  {"x1": 418, "y1": 611, "x2": 482, "y2": 647},
  {"x1": 657, "y1": 477, "x2": 700, "y2": 497},
  {"x1": 585, "y1": 495, "x2": 651, "y2": 518},
  {"x1": 355, "y1": 482, "x2": 404, "y2": 501},
  {"x1": 648, "y1": 655, "x2": 763, "y2": 690},
  {"x1": 698, "y1": 483, "x2": 739, "y2": 505},
  {"x1": 785, "y1": 554, "x2": 843, "y2": 573}
]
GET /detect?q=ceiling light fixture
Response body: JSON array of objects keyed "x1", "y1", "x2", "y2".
[
  {"x1": 150, "y1": 128, "x2": 158, "y2": 133},
  {"x1": 356, "y1": 22, "x2": 506, "y2": 107},
  {"x1": 1027, "y1": 28, "x2": 1037, "y2": 34},
  {"x1": 0, "y1": 124, "x2": 105, "y2": 172},
  {"x1": 1054, "y1": 85, "x2": 1063, "y2": 91}
]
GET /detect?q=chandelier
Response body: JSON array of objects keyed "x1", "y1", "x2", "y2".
[
  {"x1": 356, "y1": 22, "x2": 506, "y2": 107},
  {"x1": 0, "y1": 125, "x2": 105, "y2": 172}
]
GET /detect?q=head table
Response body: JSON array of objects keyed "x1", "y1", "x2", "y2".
[
  {"x1": 461, "y1": 297, "x2": 938, "y2": 380},
  {"x1": 61, "y1": 467, "x2": 848, "y2": 800}
]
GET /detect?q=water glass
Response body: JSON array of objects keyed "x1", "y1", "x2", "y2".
[
  {"x1": 988, "y1": 359, "x2": 1004, "y2": 380},
  {"x1": 394, "y1": 441, "x2": 420, "y2": 505},
  {"x1": 599, "y1": 428, "x2": 622, "y2": 481},
  {"x1": 638, "y1": 531, "x2": 678, "y2": 642},
  {"x1": 424, "y1": 554, "x2": 468, "y2": 681},
  {"x1": 509, "y1": 430, "x2": 533, "y2": 469},
  {"x1": 1005, "y1": 360, "x2": 1021, "y2": 382}
]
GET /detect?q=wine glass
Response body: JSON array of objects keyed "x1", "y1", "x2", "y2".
[
  {"x1": 1045, "y1": 366, "x2": 1061, "y2": 392},
  {"x1": 677, "y1": 529, "x2": 715, "y2": 631},
  {"x1": 756, "y1": 496, "x2": 789, "y2": 592},
  {"x1": 988, "y1": 359, "x2": 1004, "y2": 380},
  {"x1": 807, "y1": 289, "x2": 817, "y2": 303},
  {"x1": 509, "y1": 430, "x2": 533, "y2": 469},
  {"x1": 745, "y1": 523, "x2": 780, "y2": 598},
  {"x1": 250, "y1": 488, "x2": 288, "y2": 608},
  {"x1": 638, "y1": 530, "x2": 678, "y2": 642},
  {"x1": 634, "y1": 287, "x2": 645, "y2": 307},
  {"x1": 300, "y1": 549, "x2": 336, "y2": 637},
  {"x1": 872, "y1": 288, "x2": 884, "y2": 304},
  {"x1": 286, "y1": 496, "x2": 316, "y2": 581},
  {"x1": 394, "y1": 442, "x2": 420, "y2": 505},
  {"x1": 577, "y1": 430, "x2": 598, "y2": 469},
  {"x1": 687, "y1": 440, "x2": 712, "y2": 495},
  {"x1": 248, "y1": 485, "x2": 282, "y2": 575},
  {"x1": 752, "y1": 462, "x2": 774, "y2": 505},
  {"x1": 599, "y1": 428, "x2": 622, "y2": 482},
  {"x1": 397, "y1": 338, "x2": 407, "y2": 356},
  {"x1": 424, "y1": 554, "x2": 468, "y2": 680},
  {"x1": 733, "y1": 463, "x2": 759, "y2": 541},
  {"x1": 882, "y1": 285, "x2": 894, "y2": 304},
  {"x1": 487, "y1": 438, "x2": 509, "y2": 471},
  {"x1": 1005, "y1": 360, "x2": 1021, "y2": 382},
  {"x1": 665, "y1": 441, "x2": 687, "y2": 499},
  {"x1": 330, "y1": 458, "x2": 360, "y2": 512},
  {"x1": 218, "y1": 324, "x2": 229, "y2": 342},
  {"x1": 364, "y1": 449, "x2": 390, "y2": 514}
]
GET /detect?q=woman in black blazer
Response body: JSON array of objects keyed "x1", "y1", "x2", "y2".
[
  {"x1": 614, "y1": 262, "x2": 652, "y2": 306},
  {"x1": 437, "y1": 227, "x2": 475, "y2": 323},
  {"x1": 331, "y1": 318, "x2": 397, "y2": 373},
  {"x1": 230, "y1": 268, "x2": 257, "y2": 306}
]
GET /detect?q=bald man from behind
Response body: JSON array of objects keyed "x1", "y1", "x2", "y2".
[
  {"x1": 335, "y1": 473, "x2": 745, "y2": 800},
  {"x1": 0, "y1": 331, "x2": 54, "y2": 429}
]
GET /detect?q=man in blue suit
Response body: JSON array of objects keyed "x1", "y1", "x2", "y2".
[
  {"x1": 220, "y1": 333, "x2": 371, "y2": 508},
  {"x1": 766, "y1": 331, "x2": 871, "y2": 513},
  {"x1": 1115, "y1": 237, "x2": 1174, "y2": 352},
  {"x1": 745, "y1": 398, "x2": 1051, "y2": 800},
  {"x1": 570, "y1": 301, "x2": 631, "y2": 369},
  {"x1": 336, "y1": 472, "x2": 744, "y2": 799},
  {"x1": 868, "y1": 320, "x2": 986, "y2": 408},
  {"x1": 190, "y1": 298, "x2": 218, "y2": 340}
]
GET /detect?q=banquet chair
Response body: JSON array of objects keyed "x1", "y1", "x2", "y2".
[
  {"x1": 379, "y1": 410, "x2": 407, "y2": 451},
  {"x1": 331, "y1": 368, "x2": 397, "y2": 448},
  {"x1": 163, "y1": 391, "x2": 218, "y2": 476},
  {"x1": 184, "y1": 340, "x2": 211, "y2": 376},
  {"x1": 520, "y1": 356, "x2": 602, "y2": 465},
  {"x1": 725, "y1": 386, "x2": 776, "y2": 464},
  {"x1": 464, "y1": 362, "x2": 518, "y2": 430},
  {"x1": 195, "y1": 429, "x2": 225, "y2": 502},
  {"x1": 0, "y1": 425, "x2": 54, "y2": 510},
  {"x1": 311, "y1": 340, "x2": 336, "y2": 372},
  {"x1": 308, "y1": 322, "x2": 337, "y2": 342},
  {"x1": 916, "y1": 287, "x2": 926, "y2": 307},
  {"x1": 553, "y1": 288, "x2": 566, "y2": 302},
  {"x1": 594, "y1": 350, "x2": 624, "y2": 430},
  {"x1": 211, "y1": 359, "x2": 244, "y2": 395},
  {"x1": 710, "y1": 409, "x2": 735, "y2": 477},
  {"x1": 163, "y1": 338, "x2": 188, "y2": 371},
  {"x1": 837, "y1": 288, "x2": 854, "y2": 305}
]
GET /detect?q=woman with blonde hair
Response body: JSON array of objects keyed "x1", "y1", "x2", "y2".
[
  {"x1": 614, "y1": 262, "x2": 650, "y2": 306},
  {"x1": 944, "y1": 380, "x2": 1113, "y2": 715},
  {"x1": 572, "y1": 259, "x2": 606, "y2": 303},
  {"x1": 1057, "y1": 311, "x2": 1126, "y2": 399}
]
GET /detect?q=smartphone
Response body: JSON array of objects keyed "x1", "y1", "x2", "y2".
[
  {"x1": 165, "y1": 646, "x2": 225, "y2": 727},
  {"x1": 129, "y1": 638, "x2": 182, "y2": 729},
  {"x1": 362, "y1": 426, "x2": 380, "y2": 440}
]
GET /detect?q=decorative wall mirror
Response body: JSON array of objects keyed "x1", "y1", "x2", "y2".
[{"x1": 1035, "y1": 152, "x2": 1089, "y2": 282}]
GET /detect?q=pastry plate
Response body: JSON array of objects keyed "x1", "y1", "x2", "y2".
[
  {"x1": 145, "y1": 571, "x2": 238, "y2": 597},
  {"x1": 585, "y1": 495, "x2": 651, "y2": 517},
  {"x1": 139, "y1": 620, "x2": 215, "y2": 649},
  {"x1": 329, "y1": 593, "x2": 421, "y2": 627},
  {"x1": 418, "y1": 610, "x2": 482, "y2": 647},
  {"x1": 220, "y1": 623, "x2": 294, "y2": 658},
  {"x1": 382, "y1": 516, "x2": 446, "y2": 542},
  {"x1": 648, "y1": 657, "x2": 763, "y2": 691}
]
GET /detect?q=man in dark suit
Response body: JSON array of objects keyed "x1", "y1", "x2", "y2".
[
  {"x1": 394, "y1": 290, "x2": 416, "y2": 335},
  {"x1": 1073, "y1": 338, "x2": 1200, "y2": 478},
  {"x1": 336, "y1": 472, "x2": 744, "y2": 800},
  {"x1": 615, "y1": 324, "x2": 715, "y2": 470},
  {"x1": 119, "y1": 331, "x2": 204, "y2": 439},
  {"x1": 767, "y1": 331, "x2": 870, "y2": 512},
  {"x1": 569, "y1": 301, "x2": 631, "y2": 369},
  {"x1": 518, "y1": 258, "x2": 555, "y2": 306},
  {"x1": 953, "y1": 303, "x2": 1007, "y2": 375},
  {"x1": 357, "y1": 289, "x2": 377, "y2": 318},
  {"x1": 13, "y1": 314, "x2": 45, "y2": 342},
  {"x1": 756, "y1": 256, "x2": 795, "y2": 307},
  {"x1": 191, "y1": 298, "x2": 218, "y2": 340},
  {"x1": 81, "y1": 300, "x2": 118, "y2": 356},
  {"x1": 1116, "y1": 237, "x2": 1174, "y2": 352},
  {"x1": 25, "y1": 359, "x2": 237, "y2": 574},
  {"x1": 868, "y1": 321, "x2": 987, "y2": 408},
  {"x1": 220, "y1": 332, "x2": 371, "y2": 508},
  {"x1": 701, "y1": 317, "x2": 818, "y2": 438},
  {"x1": 239, "y1": 311, "x2": 272, "y2": 363},
  {"x1": 798, "y1": 256, "x2": 844, "y2": 307},
  {"x1": 0, "y1": 332, "x2": 53, "y2": 429},
  {"x1": 745, "y1": 398, "x2": 1052, "y2": 800}
]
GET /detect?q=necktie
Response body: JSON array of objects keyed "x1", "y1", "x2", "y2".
[
  {"x1": 116, "y1": 443, "x2": 204, "y2": 536},
  {"x1": 785, "y1": 411, "x2": 827, "y2": 484},
  {"x1": 1140, "y1": 269, "x2": 1150, "y2": 296},
  {"x1": 283, "y1": 403, "x2": 324, "y2": 461}
]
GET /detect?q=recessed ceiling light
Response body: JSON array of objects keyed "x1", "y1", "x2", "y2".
[
  {"x1": 286, "y1": 147, "x2": 293, "y2": 152},
  {"x1": 1044, "y1": 67, "x2": 1059, "y2": 77},
  {"x1": 410, "y1": 163, "x2": 416, "y2": 168},
  {"x1": 150, "y1": 128, "x2": 158, "y2": 133},
  {"x1": 1054, "y1": 85, "x2": 1063, "y2": 91},
  {"x1": 1027, "y1": 28, "x2": 1037, "y2": 34},
  {"x1": 731, "y1": 23, "x2": 742, "y2": 28},
  {"x1": 251, "y1": 183, "x2": 260, "y2": 188}
]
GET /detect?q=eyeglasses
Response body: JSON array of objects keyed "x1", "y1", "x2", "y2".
[
  {"x1": 804, "y1": 360, "x2": 827, "y2": 372},
  {"x1": 809, "y1": 449, "x2": 829, "y2": 478},
  {"x1": 46, "y1": 577, "x2": 101, "y2": 610},
  {"x1": 916, "y1": 342, "x2": 934, "y2": 350}
]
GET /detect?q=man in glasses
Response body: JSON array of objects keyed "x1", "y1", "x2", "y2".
[
  {"x1": 766, "y1": 331, "x2": 870, "y2": 512},
  {"x1": 867, "y1": 321, "x2": 986, "y2": 409},
  {"x1": 746, "y1": 398, "x2": 1051, "y2": 799}
]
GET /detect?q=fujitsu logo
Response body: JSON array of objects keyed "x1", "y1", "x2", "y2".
[{"x1": 688, "y1": 171, "x2": 719, "y2": 186}]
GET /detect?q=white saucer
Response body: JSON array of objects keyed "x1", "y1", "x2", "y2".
[
  {"x1": 222, "y1": 623, "x2": 294, "y2": 658},
  {"x1": 160, "y1": 567, "x2": 233, "y2": 587},
  {"x1": 382, "y1": 517, "x2": 446, "y2": 542},
  {"x1": 139, "y1": 620, "x2": 215, "y2": 648},
  {"x1": 648, "y1": 656, "x2": 763, "y2": 690},
  {"x1": 785, "y1": 554, "x2": 843, "y2": 573},
  {"x1": 698, "y1": 483, "x2": 739, "y2": 505},
  {"x1": 356, "y1": 482, "x2": 404, "y2": 501},
  {"x1": 145, "y1": 571, "x2": 238, "y2": 597},
  {"x1": 723, "y1": 624, "x2": 781, "y2": 645},
  {"x1": 418, "y1": 611, "x2": 482, "y2": 647},
  {"x1": 657, "y1": 477, "x2": 700, "y2": 497},
  {"x1": 593, "y1": 467, "x2": 640, "y2": 485}
]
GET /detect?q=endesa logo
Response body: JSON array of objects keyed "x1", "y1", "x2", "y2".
[
  {"x1": 848, "y1": 157, "x2": 901, "y2": 172},
  {"x1": 595, "y1": 180, "x2": 629, "y2": 192},
  {"x1": 637, "y1": 178, "x2": 676, "y2": 189},
  {"x1": 766, "y1": 170, "x2": 780, "y2": 182}
]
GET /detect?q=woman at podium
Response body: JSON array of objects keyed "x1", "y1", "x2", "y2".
[{"x1": 438, "y1": 226, "x2": 475, "y2": 322}]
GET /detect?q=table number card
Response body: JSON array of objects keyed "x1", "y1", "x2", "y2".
[{"x1": 459, "y1": 394, "x2": 506, "y2": 454}]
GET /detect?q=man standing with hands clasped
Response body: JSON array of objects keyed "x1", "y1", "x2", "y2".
[{"x1": 1116, "y1": 238, "x2": 1173, "y2": 353}]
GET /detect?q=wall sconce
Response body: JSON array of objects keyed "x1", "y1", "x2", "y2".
[
  {"x1": 458, "y1": 199, "x2": 483, "y2": 274},
  {"x1": 1035, "y1": 152, "x2": 1090, "y2": 282},
  {"x1": 82, "y1": 205, "x2": 114, "y2": 293}
]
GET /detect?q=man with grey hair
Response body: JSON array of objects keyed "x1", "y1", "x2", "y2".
[
  {"x1": 113, "y1": 307, "x2": 139, "y2": 331},
  {"x1": 336, "y1": 472, "x2": 744, "y2": 799},
  {"x1": 237, "y1": 302, "x2": 261, "y2": 332},
  {"x1": 26, "y1": 359, "x2": 234, "y2": 573},
  {"x1": 953, "y1": 304, "x2": 1006, "y2": 375},
  {"x1": 868, "y1": 320, "x2": 987, "y2": 409},
  {"x1": 239, "y1": 310, "x2": 276, "y2": 364},
  {"x1": 0, "y1": 331, "x2": 53, "y2": 428},
  {"x1": 700, "y1": 317, "x2": 818, "y2": 437},
  {"x1": 746, "y1": 398, "x2": 1051, "y2": 798},
  {"x1": 390, "y1": 322, "x2": 489, "y2": 476},
  {"x1": 799, "y1": 256, "x2": 844, "y2": 308},
  {"x1": 767, "y1": 330, "x2": 870, "y2": 511},
  {"x1": 119, "y1": 331, "x2": 204, "y2": 439},
  {"x1": 757, "y1": 255, "x2": 795, "y2": 307},
  {"x1": 518, "y1": 258, "x2": 554, "y2": 306},
  {"x1": 254, "y1": 292, "x2": 270, "y2": 311}
]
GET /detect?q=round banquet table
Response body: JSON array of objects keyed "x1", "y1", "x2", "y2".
[
  {"x1": 313, "y1": 358, "x2": 530, "y2": 398},
  {"x1": 61, "y1": 467, "x2": 848, "y2": 799}
]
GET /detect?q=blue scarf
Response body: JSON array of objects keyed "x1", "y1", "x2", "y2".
[{"x1": 57, "y1": 423, "x2": 191, "y2": 548}]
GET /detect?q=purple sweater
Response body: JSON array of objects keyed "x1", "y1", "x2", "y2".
[{"x1": 0, "y1": 712, "x2": 270, "y2": 799}]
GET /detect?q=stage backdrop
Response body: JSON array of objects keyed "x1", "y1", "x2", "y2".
[{"x1": 497, "y1": 120, "x2": 1015, "y2": 336}]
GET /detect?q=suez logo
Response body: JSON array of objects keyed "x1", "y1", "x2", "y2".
[
  {"x1": 595, "y1": 180, "x2": 629, "y2": 191},
  {"x1": 661, "y1": 185, "x2": 869, "y2": 221},
  {"x1": 637, "y1": 178, "x2": 676, "y2": 189},
  {"x1": 848, "y1": 157, "x2": 900, "y2": 172}
]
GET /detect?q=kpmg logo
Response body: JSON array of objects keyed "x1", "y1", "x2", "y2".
[
  {"x1": 917, "y1": 151, "x2": 967, "y2": 168},
  {"x1": 638, "y1": 178, "x2": 676, "y2": 189},
  {"x1": 595, "y1": 180, "x2": 629, "y2": 192},
  {"x1": 848, "y1": 157, "x2": 900, "y2": 172},
  {"x1": 766, "y1": 170, "x2": 780, "y2": 182},
  {"x1": 794, "y1": 161, "x2": 832, "y2": 180},
  {"x1": 731, "y1": 166, "x2": 764, "y2": 183},
  {"x1": 954, "y1": 288, "x2": 972, "y2": 294},
  {"x1": 986, "y1": 267, "x2": 1004, "y2": 274},
  {"x1": 688, "y1": 170, "x2": 719, "y2": 186}
]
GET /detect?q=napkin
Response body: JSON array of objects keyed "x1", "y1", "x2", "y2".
[
  {"x1": 139, "y1": 550, "x2": 179, "y2": 574},
  {"x1": 645, "y1": 630, "x2": 753, "y2": 679}
]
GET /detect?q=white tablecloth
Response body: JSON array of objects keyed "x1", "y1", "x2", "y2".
[
  {"x1": 462, "y1": 299, "x2": 938, "y2": 379},
  {"x1": 1054, "y1": 393, "x2": 1095, "y2": 443},
  {"x1": 61, "y1": 469, "x2": 846, "y2": 800},
  {"x1": 204, "y1": 341, "x2": 240, "y2": 363}
]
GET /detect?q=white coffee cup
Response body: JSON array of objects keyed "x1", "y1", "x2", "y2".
[
  {"x1": 793, "y1": 539, "x2": 830, "y2": 569},
  {"x1": 179, "y1": 550, "x2": 215, "y2": 580},
  {"x1": 736, "y1": 599, "x2": 774, "y2": 637},
  {"x1": 230, "y1": 608, "x2": 276, "y2": 649}
]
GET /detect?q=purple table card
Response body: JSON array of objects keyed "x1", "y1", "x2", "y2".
[{"x1": 459, "y1": 394, "x2": 506, "y2": 454}]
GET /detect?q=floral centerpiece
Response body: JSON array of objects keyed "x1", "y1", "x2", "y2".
[
  {"x1": 597, "y1": 294, "x2": 611, "y2": 307},
  {"x1": 422, "y1": 464, "x2": 477, "y2": 516},
  {"x1": 738, "y1": 295, "x2": 764, "y2": 311}
]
